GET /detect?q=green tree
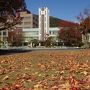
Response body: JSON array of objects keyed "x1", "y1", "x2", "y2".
[
  {"x1": 45, "y1": 37, "x2": 53, "y2": 47},
  {"x1": 31, "y1": 39, "x2": 39, "y2": 47}
]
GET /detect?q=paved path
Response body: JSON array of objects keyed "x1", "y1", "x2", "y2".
[{"x1": 0, "y1": 46, "x2": 83, "y2": 55}]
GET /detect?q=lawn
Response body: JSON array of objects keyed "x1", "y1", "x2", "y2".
[{"x1": 0, "y1": 49, "x2": 90, "y2": 90}]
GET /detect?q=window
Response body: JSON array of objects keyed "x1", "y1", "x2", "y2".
[
  {"x1": 29, "y1": 31, "x2": 38, "y2": 35},
  {"x1": 3, "y1": 32, "x2": 6, "y2": 35},
  {"x1": 50, "y1": 31, "x2": 57, "y2": 35},
  {"x1": 0, "y1": 32, "x2": 1, "y2": 35},
  {"x1": 24, "y1": 22, "x2": 31, "y2": 25},
  {"x1": 49, "y1": 31, "x2": 51, "y2": 35},
  {"x1": 23, "y1": 17, "x2": 31, "y2": 20}
]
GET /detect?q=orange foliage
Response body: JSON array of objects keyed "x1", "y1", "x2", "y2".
[{"x1": 0, "y1": 50, "x2": 90, "y2": 89}]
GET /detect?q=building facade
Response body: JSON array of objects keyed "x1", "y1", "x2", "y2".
[
  {"x1": 0, "y1": 30, "x2": 8, "y2": 47},
  {"x1": 17, "y1": 11, "x2": 38, "y2": 28},
  {"x1": 22, "y1": 27, "x2": 59, "y2": 44},
  {"x1": 0, "y1": 7, "x2": 60, "y2": 47},
  {"x1": 39, "y1": 7, "x2": 49, "y2": 41}
]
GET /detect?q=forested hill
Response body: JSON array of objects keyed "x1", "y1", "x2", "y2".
[{"x1": 50, "y1": 16, "x2": 61, "y2": 27}]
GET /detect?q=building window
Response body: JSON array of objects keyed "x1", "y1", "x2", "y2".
[
  {"x1": 52, "y1": 31, "x2": 57, "y2": 35},
  {"x1": 49, "y1": 31, "x2": 51, "y2": 35},
  {"x1": 24, "y1": 22, "x2": 31, "y2": 25},
  {"x1": 0, "y1": 32, "x2": 1, "y2": 35},
  {"x1": 3, "y1": 32, "x2": 6, "y2": 36},
  {"x1": 23, "y1": 17, "x2": 31, "y2": 22}
]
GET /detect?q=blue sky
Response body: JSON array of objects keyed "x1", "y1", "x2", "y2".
[{"x1": 25, "y1": 0, "x2": 90, "y2": 22}]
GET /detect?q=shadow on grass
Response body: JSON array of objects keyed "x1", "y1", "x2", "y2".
[{"x1": 0, "y1": 49, "x2": 32, "y2": 55}]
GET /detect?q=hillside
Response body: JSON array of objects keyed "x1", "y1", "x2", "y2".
[{"x1": 50, "y1": 16, "x2": 61, "y2": 27}]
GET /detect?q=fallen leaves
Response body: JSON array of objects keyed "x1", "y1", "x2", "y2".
[{"x1": 0, "y1": 50, "x2": 90, "y2": 90}]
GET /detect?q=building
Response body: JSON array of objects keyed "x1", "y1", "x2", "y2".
[
  {"x1": 23, "y1": 28, "x2": 39, "y2": 43},
  {"x1": 0, "y1": 7, "x2": 61, "y2": 47},
  {"x1": 22, "y1": 7, "x2": 60, "y2": 44},
  {"x1": 39, "y1": 7, "x2": 49, "y2": 41},
  {"x1": 21, "y1": 7, "x2": 60, "y2": 44},
  {"x1": 0, "y1": 30, "x2": 8, "y2": 47},
  {"x1": 22, "y1": 27, "x2": 59, "y2": 44},
  {"x1": 0, "y1": 7, "x2": 60, "y2": 47},
  {"x1": 17, "y1": 11, "x2": 38, "y2": 29}
]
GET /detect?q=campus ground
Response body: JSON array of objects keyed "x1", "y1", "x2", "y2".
[{"x1": 0, "y1": 49, "x2": 90, "y2": 90}]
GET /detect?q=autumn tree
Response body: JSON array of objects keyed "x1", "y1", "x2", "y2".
[
  {"x1": 77, "y1": 8, "x2": 90, "y2": 47},
  {"x1": 58, "y1": 19, "x2": 82, "y2": 46},
  {"x1": 58, "y1": 27, "x2": 82, "y2": 46},
  {"x1": 8, "y1": 28, "x2": 23, "y2": 46},
  {"x1": 0, "y1": 0, "x2": 26, "y2": 31},
  {"x1": 77, "y1": 8, "x2": 90, "y2": 33}
]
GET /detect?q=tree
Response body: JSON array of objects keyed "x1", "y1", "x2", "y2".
[
  {"x1": 0, "y1": 0, "x2": 26, "y2": 31},
  {"x1": 8, "y1": 27, "x2": 23, "y2": 46},
  {"x1": 58, "y1": 28, "x2": 82, "y2": 47},
  {"x1": 77, "y1": 8, "x2": 90, "y2": 47},
  {"x1": 77, "y1": 8, "x2": 90, "y2": 34},
  {"x1": 31, "y1": 39, "x2": 39, "y2": 47},
  {"x1": 44, "y1": 37, "x2": 53, "y2": 47}
]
